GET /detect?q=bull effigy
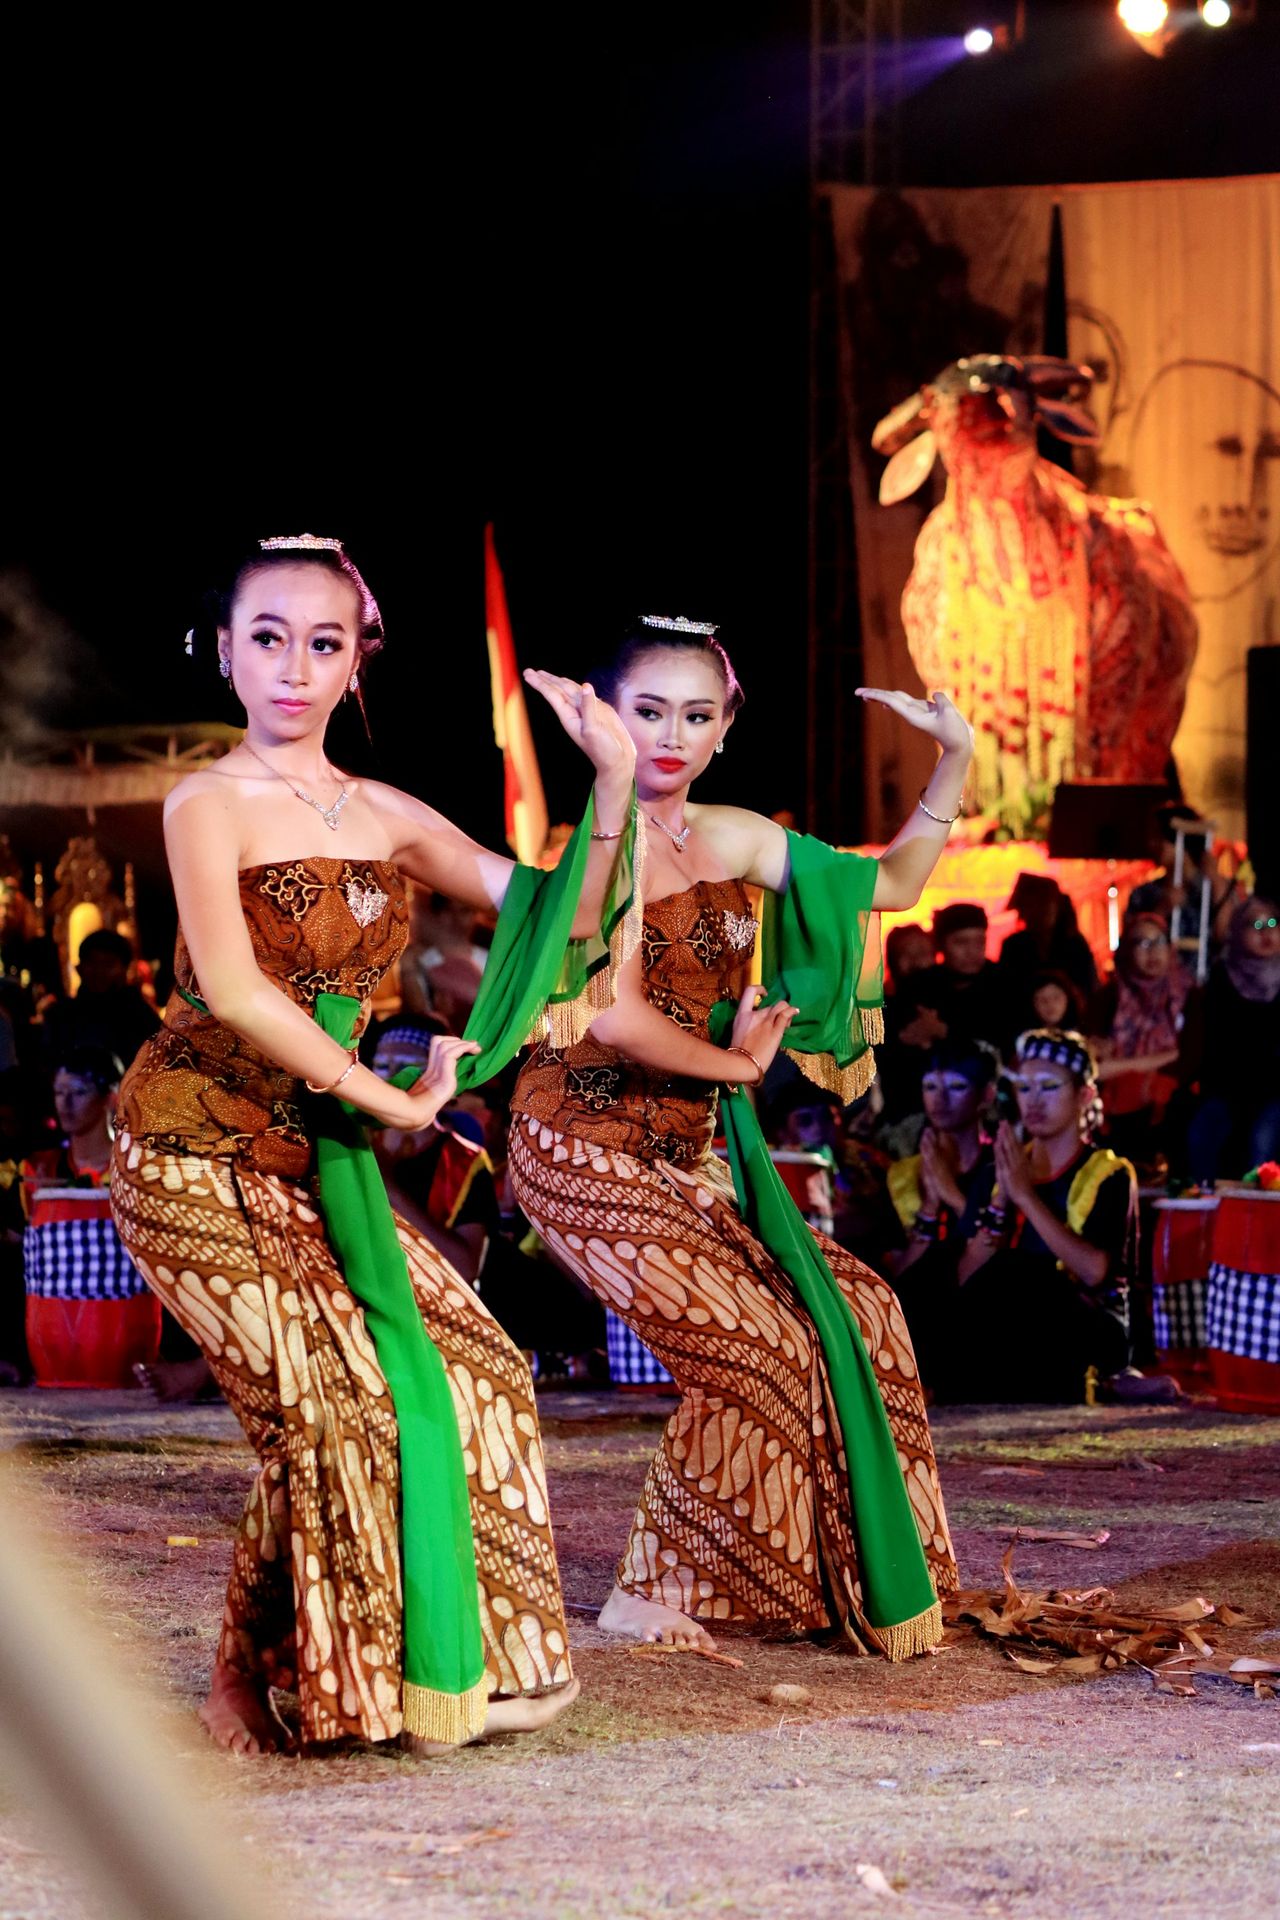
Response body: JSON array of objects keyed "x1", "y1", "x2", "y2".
[{"x1": 874, "y1": 355, "x2": 1199, "y2": 831}]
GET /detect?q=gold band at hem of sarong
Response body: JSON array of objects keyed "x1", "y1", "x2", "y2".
[
  {"x1": 401, "y1": 1675, "x2": 489, "y2": 1745},
  {"x1": 866, "y1": 1599, "x2": 943, "y2": 1663}
]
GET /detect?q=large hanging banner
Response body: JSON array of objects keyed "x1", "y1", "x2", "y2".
[
  {"x1": 825, "y1": 186, "x2": 1056, "y2": 838},
  {"x1": 1061, "y1": 176, "x2": 1280, "y2": 840}
]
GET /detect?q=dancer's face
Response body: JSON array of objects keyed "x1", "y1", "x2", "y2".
[
  {"x1": 218, "y1": 565, "x2": 360, "y2": 744},
  {"x1": 613, "y1": 650, "x2": 731, "y2": 797}
]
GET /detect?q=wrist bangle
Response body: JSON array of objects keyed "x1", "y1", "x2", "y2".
[
  {"x1": 918, "y1": 789, "x2": 960, "y2": 826},
  {"x1": 726, "y1": 1045, "x2": 764, "y2": 1086},
  {"x1": 305, "y1": 1048, "x2": 359, "y2": 1095},
  {"x1": 590, "y1": 826, "x2": 627, "y2": 841}
]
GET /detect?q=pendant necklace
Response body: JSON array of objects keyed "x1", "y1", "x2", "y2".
[
  {"x1": 242, "y1": 741, "x2": 349, "y2": 831},
  {"x1": 646, "y1": 812, "x2": 691, "y2": 855}
]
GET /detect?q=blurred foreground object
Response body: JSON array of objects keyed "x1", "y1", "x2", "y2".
[{"x1": 0, "y1": 1480, "x2": 285, "y2": 1920}]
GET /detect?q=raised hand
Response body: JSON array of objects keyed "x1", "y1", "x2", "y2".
[
  {"x1": 729, "y1": 984, "x2": 798, "y2": 1081},
  {"x1": 994, "y1": 1119, "x2": 1034, "y2": 1209},
  {"x1": 855, "y1": 687, "x2": 973, "y2": 757},
  {"x1": 524, "y1": 670, "x2": 637, "y2": 782},
  {"x1": 400, "y1": 1035, "x2": 483, "y2": 1130}
]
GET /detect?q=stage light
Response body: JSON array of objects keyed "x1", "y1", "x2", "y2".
[
  {"x1": 1117, "y1": 0, "x2": 1169, "y2": 34},
  {"x1": 963, "y1": 26, "x2": 995, "y2": 54},
  {"x1": 1201, "y1": 0, "x2": 1231, "y2": 22}
]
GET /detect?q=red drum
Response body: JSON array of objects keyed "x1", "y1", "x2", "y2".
[
  {"x1": 1206, "y1": 1188, "x2": 1280, "y2": 1413},
  {"x1": 1150, "y1": 1197, "x2": 1217, "y2": 1379},
  {"x1": 769, "y1": 1149, "x2": 836, "y2": 1237},
  {"x1": 23, "y1": 1186, "x2": 160, "y2": 1390}
]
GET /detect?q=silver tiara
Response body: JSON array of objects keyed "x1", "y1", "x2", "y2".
[
  {"x1": 640, "y1": 613, "x2": 719, "y2": 635},
  {"x1": 259, "y1": 533, "x2": 345, "y2": 554}
]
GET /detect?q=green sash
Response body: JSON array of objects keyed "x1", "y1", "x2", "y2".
[
  {"x1": 712, "y1": 832, "x2": 940, "y2": 1658},
  {"x1": 311, "y1": 793, "x2": 638, "y2": 1740}
]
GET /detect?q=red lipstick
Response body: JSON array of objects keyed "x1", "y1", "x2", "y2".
[{"x1": 651, "y1": 757, "x2": 686, "y2": 773}]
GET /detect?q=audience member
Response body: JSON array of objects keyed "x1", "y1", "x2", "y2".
[
  {"x1": 20, "y1": 1046, "x2": 124, "y2": 1200},
  {"x1": 42, "y1": 929, "x2": 159, "y2": 1070},
  {"x1": 878, "y1": 903, "x2": 1012, "y2": 1130},
  {"x1": 1024, "y1": 967, "x2": 1087, "y2": 1037},
  {"x1": 884, "y1": 923, "x2": 935, "y2": 994},
  {"x1": 1181, "y1": 895, "x2": 1280, "y2": 1182},
  {"x1": 938, "y1": 1030, "x2": 1134, "y2": 1403},
  {"x1": 1088, "y1": 912, "x2": 1193, "y2": 1171},
  {"x1": 886, "y1": 1039, "x2": 997, "y2": 1390},
  {"x1": 999, "y1": 873, "x2": 1098, "y2": 1007},
  {"x1": 1128, "y1": 804, "x2": 1240, "y2": 949}
]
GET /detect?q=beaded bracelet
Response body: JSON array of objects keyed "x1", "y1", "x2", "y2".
[
  {"x1": 305, "y1": 1048, "x2": 359, "y2": 1096},
  {"x1": 918, "y1": 789, "x2": 960, "y2": 826},
  {"x1": 912, "y1": 1211, "x2": 942, "y2": 1242}
]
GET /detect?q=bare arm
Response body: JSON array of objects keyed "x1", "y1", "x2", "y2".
[
  {"x1": 165, "y1": 785, "x2": 474, "y2": 1131},
  {"x1": 854, "y1": 689, "x2": 974, "y2": 911},
  {"x1": 588, "y1": 944, "x2": 795, "y2": 1086}
]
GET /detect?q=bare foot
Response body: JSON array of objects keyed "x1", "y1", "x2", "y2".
[
  {"x1": 197, "y1": 1665, "x2": 294, "y2": 1757},
  {"x1": 598, "y1": 1584, "x2": 717, "y2": 1651},
  {"x1": 401, "y1": 1678, "x2": 581, "y2": 1756},
  {"x1": 133, "y1": 1357, "x2": 215, "y2": 1404}
]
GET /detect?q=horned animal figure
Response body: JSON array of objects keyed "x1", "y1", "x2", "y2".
[{"x1": 873, "y1": 355, "x2": 1198, "y2": 826}]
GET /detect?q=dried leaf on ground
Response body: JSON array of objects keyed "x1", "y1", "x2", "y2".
[
  {"x1": 625, "y1": 1643, "x2": 745, "y2": 1669},
  {"x1": 853, "y1": 1862, "x2": 897, "y2": 1897}
]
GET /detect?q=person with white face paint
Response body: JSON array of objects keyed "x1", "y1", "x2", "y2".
[{"x1": 940, "y1": 1029, "x2": 1135, "y2": 1404}]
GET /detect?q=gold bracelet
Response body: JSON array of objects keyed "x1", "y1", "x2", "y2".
[
  {"x1": 726, "y1": 1045, "x2": 764, "y2": 1086},
  {"x1": 305, "y1": 1048, "x2": 359, "y2": 1095}
]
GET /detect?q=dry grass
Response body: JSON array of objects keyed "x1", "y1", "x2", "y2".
[{"x1": 1, "y1": 1387, "x2": 1277, "y2": 1919}]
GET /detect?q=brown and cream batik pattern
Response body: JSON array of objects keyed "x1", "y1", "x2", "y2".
[
  {"x1": 509, "y1": 1118, "x2": 957, "y2": 1655},
  {"x1": 111, "y1": 1138, "x2": 572, "y2": 1748}
]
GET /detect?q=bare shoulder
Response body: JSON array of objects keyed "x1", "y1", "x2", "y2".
[
  {"x1": 689, "y1": 804, "x2": 789, "y2": 888},
  {"x1": 354, "y1": 775, "x2": 451, "y2": 835},
  {"x1": 162, "y1": 762, "x2": 249, "y2": 825}
]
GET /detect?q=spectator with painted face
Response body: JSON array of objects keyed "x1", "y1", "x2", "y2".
[
  {"x1": 878, "y1": 904, "x2": 1011, "y2": 1129},
  {"x1": 886, "y1": 1038, "x2": 998, "y2": 1390},
  {"x1": 941, "y1": 1029, "x2": 1134, "y2": 1404}
]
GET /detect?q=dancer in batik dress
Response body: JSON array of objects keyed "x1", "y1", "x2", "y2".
[
  {"x1": 510, "y1": 617, "x2": 973, "y2": 1658},
  {"x1": 111, "y1": 535, "x2": 636, "y2": 1755}
]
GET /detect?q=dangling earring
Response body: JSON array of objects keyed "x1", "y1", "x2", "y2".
[
  {"x1": 349, "y1": 672, "x2": 359, "y2": 694},
  {"x1": 219, "y1": 657, "x2": 232, "y2": 680},
  {"x1": 715, "y1": 738, "x2": 725, "y2": 755}
]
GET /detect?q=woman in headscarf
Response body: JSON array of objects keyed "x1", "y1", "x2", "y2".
[
  {"x1": 1183, "y1": 896, "x2": 1280, "y2": 1183},
  {"x1": 1087, "y1": 911, "x2": 1194, "y2": 1169}
]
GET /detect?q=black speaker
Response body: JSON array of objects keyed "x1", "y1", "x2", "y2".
[
  {"x1": 1247, "y1": 648, "x2": 1280, "y2": 900},
  {"x1": 1048, "y1": 781, "x2": 1171, "y2": 861}
]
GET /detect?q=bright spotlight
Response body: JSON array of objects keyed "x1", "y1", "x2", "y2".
[
  {"x1": 963, "y1": 25, "x2": 995, "y2": 54},
  {"x1": 1201, "y1": 0, "x2": 1231, "y2": 22},
  {"x1": 1117, "y1": 0, "x2": 1169, "y2": 33}
]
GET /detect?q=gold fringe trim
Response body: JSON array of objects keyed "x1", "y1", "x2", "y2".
[
  {"x1": 869, "y1": 1599, "x2": 943, "y2": 1663},
  {"x1": 542, "y1": 811, "x2": 647, "y2": 1051},
  {"x1": 401, "y1": 1674, "x2": 489, "y2": 1745},
  {"x1": 786, "y1": 1042, "x2": 879, "y2": 1107},
  {"x1": 862, "y1": 1005, "x2": 885, "y2": 1047}
]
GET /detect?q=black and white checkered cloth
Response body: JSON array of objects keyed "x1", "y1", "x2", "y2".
[
  {"x1": 605, "y1": 1309, "x2": 673, "y2": 1386},
  {"x1": 1206, "y1": 1262, "x2": 1280, "y2": 1365},
  {"x1": 23, "y1": 1219, "x2": 147, "y2": 1301},
  {"x1": 1152, "y1": 1277, "x2": 1208, "y2": 1354}
]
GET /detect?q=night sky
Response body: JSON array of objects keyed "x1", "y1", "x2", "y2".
[{"x1": 4, "y1": 1, "x2": 1277, "y2": 957}]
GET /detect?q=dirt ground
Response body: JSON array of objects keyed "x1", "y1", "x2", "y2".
[{"x1": 1, "y1": 1383, "x2": 1277, "y2": 1920}]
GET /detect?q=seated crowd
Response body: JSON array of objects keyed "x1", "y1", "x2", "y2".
[{"x1": 2, "y1": 819, "x2": 1277, "y2": 1408}]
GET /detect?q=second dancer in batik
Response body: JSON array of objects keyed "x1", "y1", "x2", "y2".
[{"x1": 510, "y1": 617, "x2": 972, "y2": 1659}]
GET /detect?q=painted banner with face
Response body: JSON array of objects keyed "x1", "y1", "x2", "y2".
[{"x1": 1061, "y1": 175, "x2": 1280, "y2": 840}]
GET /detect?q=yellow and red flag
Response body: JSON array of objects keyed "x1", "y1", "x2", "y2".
[{"x1": 485, "y1": 524, "x2": 548, "y2": 865}]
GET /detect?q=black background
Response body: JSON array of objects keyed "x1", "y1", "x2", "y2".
[{"x1": 4, "y1": 0, "x2": 1277, "y2": 953}]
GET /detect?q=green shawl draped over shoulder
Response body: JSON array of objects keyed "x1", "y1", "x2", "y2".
[
  {"x1": 712, "y1": 830, "x2": 942, "y2": 1659},
  {"x1": 310, "y1": 795, "x2": 639, "y2": 1744}
]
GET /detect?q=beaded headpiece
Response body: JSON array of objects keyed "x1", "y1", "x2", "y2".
[
  {"x1": 256, "y1": 534, "x2": 383, "y2": 639},
  {"x1": 640, "y1": 614, "x2": 719, "y2": 635}
]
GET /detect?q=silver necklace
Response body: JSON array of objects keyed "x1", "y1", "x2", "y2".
[
  {"x1": 242, "y1": 741, "x2": 349, "y2": 831},
  {"x1": 646, "y1": 812, "x2": 691, "y2": 854}
]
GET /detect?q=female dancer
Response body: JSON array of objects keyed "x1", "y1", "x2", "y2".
[
  {"x1": 111, "y1": 535, "x2": 635, "y2": 1754},
  {"x1": 510, "y1": 617, "x2": 971, "y2": 1657}
]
